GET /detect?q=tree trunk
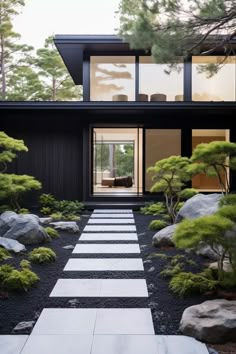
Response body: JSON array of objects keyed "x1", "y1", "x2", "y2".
[
  {"x1": 52, "y1": 77, "x2": 56, "y2": 100},
  {"x1": 0, "y1": 35, "x2": 6, "y2": 100}
]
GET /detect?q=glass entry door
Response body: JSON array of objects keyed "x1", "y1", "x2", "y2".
[{"x1": 92, "y1": 128, "x2": 142, "y2": 195}]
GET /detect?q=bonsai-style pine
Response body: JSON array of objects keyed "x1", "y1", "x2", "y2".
[
  {"x1": 189, "y1": 141, "x2": 236, "y2": 195},
  {"x1": 0, "y1": 132, "x2": 41, "y2": 211},
  {"x1": 147, "y1": 156, "x2": 198, "y2": 223}
]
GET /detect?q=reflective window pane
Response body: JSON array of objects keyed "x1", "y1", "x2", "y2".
[
  {"x1": 139, "y1": 57, "x2": 183, "y2": 102},
  {"x1": 145, "y1": 129, "x2": 181, "y2": 191},
  {"x1": 192, "y1": 56, "x2": 236, "y2": 101},
  {"x1": 90, "y1": 56, "x2": 135, "y2": 101},
  {"x1": 192, "y1": 129, "x2": 230, "y2": 191}
]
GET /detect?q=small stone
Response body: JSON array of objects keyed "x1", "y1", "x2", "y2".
[
  {"x1": 81, "y1": 215, "x2": 90, "y2": 217},
  {"x1": 140, "y1": 245, "x2": 147, "y2": 249},
  {"x1": 68, "y1": 299, "x2": 80, "y2": 307},
  {"x1": 148, "y1": 283, "x2": 155, "y2": 290},
  {"x1": 39, "y1": 217, "x2": 53, "y2": 225},
  {"x1": 63, "y1": 245, "x2": 74, "y2": 250},
  {"x1": 148, "y1": 266, "x2": 155, "y2": 272},
  {"x1": 34, "y1": 311, "x2": 41, "y2": 320},
  {"x1": 50, "y1": 221, "x2": 79, "y2": 233},
  {"x1": 148, "y1": 301, "x2": 158, "y2": 309},
  {"x1": 208, "y1": 348, "x2": 219, "y2": 354},
  {"x1": 13, "y1": 321, "x2": 35, "y2": 333},
  {"x1": 138, "y1": 233, "x2": 146, "y2": 237},
  {"x1": 143, "y1": 259, "x2": 152, "y2": 264}
]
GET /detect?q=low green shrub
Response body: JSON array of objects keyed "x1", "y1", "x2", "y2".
[
  {"x1": 2, "y1": 268, "x2": 39, "y2": 291},
  {"x1": 40, "y1": 207, "x2": 52, "y2": 215},
  {"x1": 0, "y1": 204, "x2": 12, "y2": 213},
  {"x1": 148, "y1": 253, "x2": 169, "y2": 260},
  {"x1": 170, "y1": 255, "x2": 186, "y2": 266},
  {"x1": 55, "y1": 200, "x2": 84, "y2": 216},
  {"x1": 50, "y1": 212, "x2": 64, "y2": 221},
  {"x1": 160, "y1": 263, "x2": 184, "y2": 278},
  {"x1": 20, "y1": 259, "x2": 31, "y2": 269},
  {"x1": 0, "y1": 248, "x2": 12, "y2": 262},
  {"x1": 44, "y1": 227, "x2": 59, "y2": 239},
  {"x1": 65, "y1": 214, "x2": 80, "y2": 221},
  {"x1": 219, "y1": 272, "x2": 236, "y2": 289},
  {"x1": 28, "y1": 247, "x2": 56, "y2": 264},
  {"x1": 219, "y1": 193, "x2": 236, "y2": 207},
  {"x1": 186, "y1": 259, "x2": 197, "y2": 267},
  {"x1": 217, "y1": 205, "x2": 236, "y2": 223},
  {"x1": 18, "y1": 208, "x2": 29, "y2": 214},
  {"x1": 140, "y1": 202, "x2": 166, "y2": 215},
  {"x1": 169, "y1": 270, "x2": 218, "y2": 296},
  {"x1": 39, "y1": 193, "x2": 56, "y2": 208},
  {"x1": 149, "y1": 220, "x2": 169, "y2": 230},
  {"x1": 0, "y1": 264, "x2": 14, "y2": 283}
]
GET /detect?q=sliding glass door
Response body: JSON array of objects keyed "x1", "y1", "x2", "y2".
[{"x1": 92, "y1": 128, "x2": 143, "y2": 195}]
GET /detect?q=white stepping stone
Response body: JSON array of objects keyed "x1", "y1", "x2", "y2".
[
  {"x1": 156, "y1": 335, "x2": 209, "y2": 354},
  {"x1": 73, "y1": 244, "x2": 140, "y2": 254},
  {"x1": 100, "y1": 279, "x2": 148, "y2": 297},
  {"x1": 79, "y1": 233, "x2": 138, "y2": 241},
  {"x1": 93, "y1": 209, "x2": 133, "y2": 213},
  {"x1": 21, "y1": 335, "x2": 93, "y2": 354},
  {"x1": 0, "y1": 335, "x2": 29, "y2": 354},
  {"x1": 32, "y1": 309, "x2": 97, "y2": 334},
  {"x1": 91, "y1": 213, "x2": 133, "y2": 218},
  {"x1": 50, "y1": 279, "x2": 148, "y2": 297},
  {"x1": 88, "y1": 219, "x2": 134, "y2": 224},
  {"x1": 92, "y1": 335, "x2": 158, "y2": 354},
  {"x1": 50, "y1": 279, "x2": 101, "y2": 297},
  {"x1": 95, "y1": 309, "x2": 154, "y2": 335},
  {"x1": 84, "y1": 225, "x2": 136, "y2": 232},
  {"x1": 64, "y1": 258, "x2": 143, "y2": 271}
]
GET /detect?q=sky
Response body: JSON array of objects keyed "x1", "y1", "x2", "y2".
[{"x1": 13, "y1": 0, "x2": 120, "y2": 49}]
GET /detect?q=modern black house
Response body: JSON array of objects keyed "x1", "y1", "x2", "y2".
[{"x1": 1, "y1": 35, "x2": 236, "y2": 207}]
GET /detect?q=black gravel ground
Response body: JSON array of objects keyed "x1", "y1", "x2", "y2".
[{"x1": 0, "y1": 210, "x2": 214, "y2": 335}]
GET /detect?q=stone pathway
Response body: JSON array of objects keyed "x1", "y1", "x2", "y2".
[{"x1": 0, "y1": 208, "x2": 209, "y2": 354}]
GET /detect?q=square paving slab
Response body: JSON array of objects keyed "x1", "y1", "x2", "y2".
[
  {"x1": 88, "y1": 219, "x2": 134, "y2": 224},
  {"x1": 32, "y1": 309, "x2": 97, "y2": 335},
  {"x1": 21, "y1": 335, "x2": 93, "y2": 354},
  {"x1": 91, "y1": 335, "x2": 158, "y2": 354},
  {"x1": 50, "y1": 279, "x2": 148, "y2": 297},
  {"x1": 0, "y1": 335, "x2": 28, "y2": 354},
  {"x1": 73, "y1": 244, "x2": 140, "y2": 254},
  {"x1": 100, "y1": 279, "x2": 148, "y2": 297},
  {"x1": 91, "y1": 213, "x2": 133, "y2": 218},
  {"x1": 94, "y1": 309, "x2": 154, "y2": 335},
  {"x1": 50, "y1": 279, "x2": 101, "y2": 297},
  {"x1": 84, "y1": 225, "x2": 136, "y2": 232},
  {"x1": 93, "y1": 209, "x2": 133, "y2": 213},
  {"x1": 79, "y1": 233, "x2": 138, "y2": 241},
  {"x1": 156, "y1": 335, "x2": 208, "y2": 354},
  {"x1": 64, "y1": 258, "x2": 144, "y2": 271}
]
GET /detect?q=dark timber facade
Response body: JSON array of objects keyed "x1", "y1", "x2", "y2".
[{"x1": 0, "y1": 35, "x2": 236, "y2": 207}]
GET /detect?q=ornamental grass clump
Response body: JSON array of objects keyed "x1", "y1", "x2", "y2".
[
  {"x1": 149, "y1": 219, "x2": 169, "y2": 230},
  {"x1": 44, "y1": 226, "x2": 59, "y2": 239},
  {"x1": 0, "y1": 264, "x2": 39, "y2": 292},
  {"x1": 0, "y1": 248, "x2": 12, "y2": 262},
  {"x1": 29, "y1": 247, "x2": 56, "y2": 264},
  {"x1": 140, "y1": 202, "x2": 167, "y2": 215}
]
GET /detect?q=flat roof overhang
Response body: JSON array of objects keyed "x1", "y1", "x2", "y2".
[
  {"x1": 54, "y1": 34, "x2": 236, "y2": 86},
  {"x1": 0, "y1": 101, "x2": 236, "y2": 113}
]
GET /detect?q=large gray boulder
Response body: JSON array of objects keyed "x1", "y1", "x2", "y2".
[
  {"x1": 0, "y1": 237, "x2": 26, "y2": 253},
  {"x1": 0, "y1": 211, "x2": 50, "y2": 245},
  {"x1": 50, "y1": 221, "x2": 79, "y2": 233},
  {"x1": 176, "y1": 193, "x2": 221, "y2": 222},
  {"x1": 180, "y1": 299, "x2": 236, "y2": 344},
  {"x1": 152, "y1": 224, "x2": 177, "y2": 247}
]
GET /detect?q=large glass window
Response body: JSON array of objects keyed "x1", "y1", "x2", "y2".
[
  {"x1": 90, "y1": 56, "x2": 135, "y2": 101},
  {"x1": 192, "y1": 56, "x2": 236, "y2": 101},
  {"x1": 139, "y1": 57, "x2": 184, "y2": 101},
  {"x1": 145, "y1": 129, "x2": 181, "y2": 191},
  {"x1": 192, "y1": 129, "x2": 230, "y2": 191}
]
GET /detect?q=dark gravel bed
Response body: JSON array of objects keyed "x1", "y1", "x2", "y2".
[{"x1": 0, "y1": 209, "x2": 215, "y2": 335}]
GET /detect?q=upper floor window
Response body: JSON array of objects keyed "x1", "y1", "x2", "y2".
[
  {"x1": 192, "y1": 56, "x2": 236, "y2": 101},
  {"x1": 139, "y1": 56, "x2": 184, "y2": 102},
  {"x1": 90, "y1": 56, "x2": 135, "y2": 101}
]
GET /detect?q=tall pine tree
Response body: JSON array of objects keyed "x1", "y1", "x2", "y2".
[
  {"x1": 0, "y1": 0, "x2": 34, "y2": 100},
  {"x1": 36, "y1": 36, "x2": 82, "y2": 101}
]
